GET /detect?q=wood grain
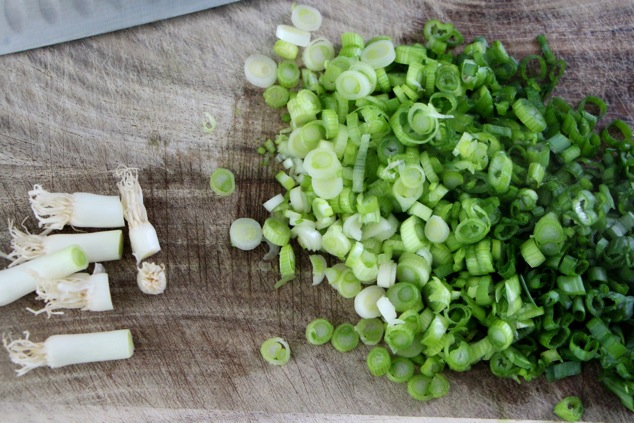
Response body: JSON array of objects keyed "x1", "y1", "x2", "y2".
[{"x1": 0, "y1": 0, "x2": 633, "y2": 421}]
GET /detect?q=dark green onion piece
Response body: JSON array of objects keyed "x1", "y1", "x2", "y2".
[
  {"x1": 553, "y1": 396, "x2": 584, "y2": 422},
  {"x1": 546, "y1": 361, "x2": 581, "y2": 382},
  {"x1": 513, "y1": 98, "x2": 547, "y2": 133}
]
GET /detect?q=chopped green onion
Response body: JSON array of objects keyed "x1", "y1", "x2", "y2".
[
  {"x1": 229, "y1": 218, "x2": 263, "y2": 251},
  {"x1": 276, "y1": 24, "x2": 311, "y2": 47},
  {"x1": 488, "y1": 319, "x2": 514, "y2": 351},
  {"x1": 553, "y1": 396, "x2": 584, "y2": 422},
  {"x1": 354, "y1": 317, "x2": 385, "y2": 345},
  {"x1": 309, "y1": 254, "x2": 327, "y2": 285},
  {"x1": 240, "y1": 10, "x2": 634, "y2": 413},
  {"x1": 275, "y1": 244, "x2": 296, "y2": 288},
  {"x1": 366, "y1": 346, "x2": 392, "y2": 376},
  {"x1": 331, "y1": 322, "x2": 360, "y2": 352},
  {"x1": 424, "y1": 215, "x2": 450, "y2": 243},
  {"x1": 386, "y1": 356, "x2": 415, "y2": 383},
  {"x1": 303, "y1": 38, "x2": 335, "y2": 71},
  {"x1": 244, "y1": 53, "x2": 278, "y2": 88},
  {"x1": 354, "y1": 285, "x2": 386, "y2": 318},
  {"x1": 306, "y1": 318, "x2": 334, "y2": 345},
  {"x1": 262, "y1": 217, "x2": 291, "y2": 246},
  {"x1": 291, "y1": 4, "x2": 322, "y2": 31},
  {"x1": 407, "y1": 374, "x2": 434, "y2": 402},
  {"x1": 260, "y1": 337, "x2": 291, "y2": 365},
  {"x1": 273, "y1": 39, "x2": 298, "y2": 60},
  {"x1": 361, "y1": 39, "x2": 396, "y2": 69},
  {"x1": 263, "y1": 85, "x2": 290, "y2": 108},
  {"x1": 277, "y1": 60, "x2": 301, "y2": 88},
  {"x1": 336, "y1": 70, "x2": 374, "y2": 100}
]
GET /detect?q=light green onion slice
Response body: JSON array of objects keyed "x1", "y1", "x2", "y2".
[
  {"x1": 279, "y1": 243, "x2": 295, "y2": 276},
  {"x1": 407, "y1": 374, "x2": 434, "y2": 402},
  {"x1": 273, "y1": 39, "x2": 298, "y2": 60},
  {"x1": 488, "y1": 319, "x2": 515, "y2": 351},
  {"x1": 277, "y1": 60, "x2": 301, "y2": 88},
  {"x1": 384, "y1": 321, "x2": 415, "y2": 351},
  {"x1": 260, "y1": 337, "x2": 291, "y2": 365},
  {"x1": 312, "y1": 175, "x2": 343, "y2": 200},
  {"x1": 291, "y1": 4, "x2": 322, "y2": 31},
  {"x1": 353, "y1": 134, "x2": 370, "y2": 193},
  {"x1": 367, "y1": 346, "x2": 392, "y2": 376},
  {"x1": 336, "y1": 70, "x2": 373, "y2": 100},
  {"x1": 386, "y1": 356, "x2": 415, "y2": 383},
  {"x1": 331, "y1": 322, "x2": 360, "y2": 352},
  {"x1": 289, "y1": 186, "x2": 310, "y2": 213},
  {"x1": 305, "y1": 318, "x2": 334, "y2": 345},
  {"x1": 303, "y1": 147, "x2": 342, "y2": 179},
  {"x1": 264, "y1": 85, "x2": 290, "y2": 108},
  {"x1": 309, "y1": 254, "x2": 327, "y2": 285},
  {"x1": 424, "y1": 215, "x2": 450, "y2": 243},
  {"x1": 209, "y1": 167, "x2": 235, "y2": 197},
  {"x1": 244, "y1": 53, "x2": 278, "y2": 88},
  {"x1": 352, "y1": 318, "x2": 383, "y2": 346},
  {"x1": 302, "y1": 38, "x2": 335, "y2": 71},
  {"x1": 262, "y1": 217, "x2": 291, "y2": 246},
  {"x1": 361, "y1": 39, "x2": 397, "y2": 69},
  {"x1": 229, "y1": 218, "x2": 263, "y2": 251},
  {"x1": 322, "y1": 223, "x2": 352, "y2": 258}
]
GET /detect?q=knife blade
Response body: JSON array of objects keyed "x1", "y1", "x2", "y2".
[{"x1": 0, "y1": 0, "x2": 239, "y2": 55}]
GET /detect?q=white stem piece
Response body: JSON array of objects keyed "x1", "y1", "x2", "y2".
[
  {"x1": 276, "y1": 24, "x2": 311, "y2": 47},
  {"x1": 28, "y1": 185, "x2": 125, "y2": 230},
  {"x1": 0, "y1": 245, "x2": 88, "y2": 307},
  {"x1": 28, "y1": 265, "x2": 113, "y2": 317},
  {"x1": 137, "y1": 262, "x2": 167, "y2": 295},
  {"x1": 354, "y1": 285, "x2": 386, "y2": 318},
  {"x1": 8, "y1": 222, "x2": 123, "y2": 266},
  {"x1": 376, "y1": 260, "x2": 397, "y2": 289},
  {"x1": 2, "y1": 329, "x2": 134, "y2": 376},
  {"x1": 263, "y1": 194, "x2": 285, "y2": 212},
  {"x1": 376, "y1": 296, "x2": 403, "y2": 326},
  {"x1": 114, "y1": 167, "x2": 161, "y2": 263}
]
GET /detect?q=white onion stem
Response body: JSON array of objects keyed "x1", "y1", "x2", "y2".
[
  {"x1": 0, "y1": 245, "x2": 88, "y2": 307},
  {"x1": 29, "y1": 185, "x2": 124, "y2": 231},
  {"x1": 3, "y1": 329, "x2": 134, "y2": 376},
  {"x1": 9, "y1": 223, "x2": 123, "y2": 266}
]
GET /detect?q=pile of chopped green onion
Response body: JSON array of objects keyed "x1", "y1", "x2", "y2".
[{"x1": 239, "y1": 4, "x2": 634, "y2": 412}]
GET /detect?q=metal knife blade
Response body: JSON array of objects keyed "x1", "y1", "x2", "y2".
[{"x1": 0, "y1": 0, "x2": 239, "y2": 55}]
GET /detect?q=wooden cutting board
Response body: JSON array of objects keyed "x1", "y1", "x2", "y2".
[{"x1": 0, "y1": 0, "x2": 632, "y2": 421}]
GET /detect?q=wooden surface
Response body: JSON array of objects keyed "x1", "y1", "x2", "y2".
[{"x1": 1, "y1": 0, "x2": 633, "y2": 421}]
